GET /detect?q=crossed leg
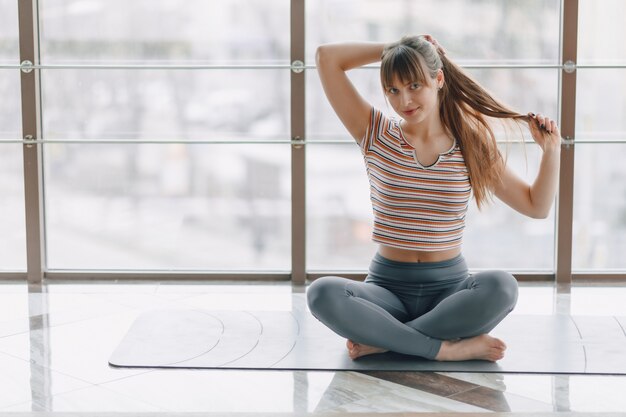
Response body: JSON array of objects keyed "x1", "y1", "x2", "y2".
[
  {"x1": 307, "y1": 275, "x2": 443, "y2": 359},
  {"x1": 306, "y1": 271, "x2": 518, "y2": 361}
]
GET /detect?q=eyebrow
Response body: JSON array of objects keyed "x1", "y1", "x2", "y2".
[{"x1": 385, "y1": 81, "x2": 418, "y2": 88}]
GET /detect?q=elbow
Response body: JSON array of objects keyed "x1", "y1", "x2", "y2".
[
  {"x1": 527, "y1": 188, "x2": 553, "y2": 219},
  {"x1": 315, "y1": 45, "x2": 328, "y2": 66},
  {"x1": 316, "y1": 44, "x2": 341, "y2": 70},
  {"x1": 529, "y1": 207, "x2": 550, "y2": 219}
]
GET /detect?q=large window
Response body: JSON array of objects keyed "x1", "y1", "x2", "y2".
[{"x1": 8, "y1": 0, "x2": 625, "y2": 277}]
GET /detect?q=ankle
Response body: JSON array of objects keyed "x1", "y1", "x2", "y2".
[{"x1": 435, "y1": 340, "x2": 452, "y2": 360}]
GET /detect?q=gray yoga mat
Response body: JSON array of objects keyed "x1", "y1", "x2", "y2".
[{"x1": 109, "y1": 306, "x2": 626, "y2": 374}]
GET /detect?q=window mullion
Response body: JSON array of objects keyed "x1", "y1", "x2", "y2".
[
  {"x1": 291, "y1": 0, "x2": 306, "y2": 285},
  {"x1": 556, "y1": 0, "x2": 578, "y2": 284},
  {"x1": 18, "y1": 0, "x2": 46, "y2": 285}
]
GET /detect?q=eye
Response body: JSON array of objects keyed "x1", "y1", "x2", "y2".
[
  {"x1": 387, "y1": 87, "x2": 399, "y2": 95},
  {"x1": 410, "y1": 83, "x2": 421, "y2": 90}
]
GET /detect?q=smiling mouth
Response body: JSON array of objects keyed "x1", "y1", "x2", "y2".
[{"x1": 402, "y1": 108, "x2": 419, "y2": 116}]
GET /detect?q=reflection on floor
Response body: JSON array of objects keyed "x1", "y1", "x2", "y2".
[{"x1": 0, "y1": 279, "x2": 625, "y2": 415}]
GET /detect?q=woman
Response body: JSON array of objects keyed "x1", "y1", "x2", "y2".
[{"x1": 306, "y1": 35, "x2": 561, "y2": 362}]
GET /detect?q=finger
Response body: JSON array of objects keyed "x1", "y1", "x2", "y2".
[
  {"x1": 530, "y1": 115, "x2": 542, "y2": 132},
  {"x1": 550, "y1": 120, "x2": 559, "y2": 135},
  {"x1": 543, "y1": 117, "x2": 551, "y2": 132},
  {"x1": 535, "y1": 113, "x2": 546, "y2": 130}
]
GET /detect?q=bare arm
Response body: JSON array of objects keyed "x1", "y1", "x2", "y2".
[
  {"x1": 494, "y1": 114, "x2": 561, "y2": 219},
  {"x1": 316, "y1": 42, "x2": 386, "y2": 142}
]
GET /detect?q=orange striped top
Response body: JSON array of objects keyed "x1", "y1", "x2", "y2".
[{"x1": 359, "y1": 108, "x2": 472, "y2": 251}]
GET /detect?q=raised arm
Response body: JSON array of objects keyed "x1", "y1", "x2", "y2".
[
  {"x1": 494, "y1": 113, "x2": 561, "y2": 219},
  {"x1": 316, "y1": 42, "x2": 386, "y2": 143}
]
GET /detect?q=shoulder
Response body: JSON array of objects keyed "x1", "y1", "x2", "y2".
[
  {"x1": 362, "y1": 107, "x2": 402, "y2": 148},
  {"x1": 365, "y1": 107, "x2": 398, "y2": 136}
]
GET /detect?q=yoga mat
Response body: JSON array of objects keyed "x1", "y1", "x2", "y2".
[{"x1": 109, "y1": 306, "x2": 626, "y2": 374}]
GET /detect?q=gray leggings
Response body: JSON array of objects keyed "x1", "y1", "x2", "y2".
[{"x1": 306, "y1": 252, "x2": 518, "y2": 359}]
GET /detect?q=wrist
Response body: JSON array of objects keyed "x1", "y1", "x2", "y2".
[{"x1": 542, "y1": 143, "x2": 561, "y2": 155}]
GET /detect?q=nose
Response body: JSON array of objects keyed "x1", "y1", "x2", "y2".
[{"x1": 400, "y1": 89, "x2": 413, "y2": 107}]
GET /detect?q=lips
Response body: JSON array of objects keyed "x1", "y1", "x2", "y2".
[{"x1": 402, "y1": 108, "x2": 418, "y2": 116}]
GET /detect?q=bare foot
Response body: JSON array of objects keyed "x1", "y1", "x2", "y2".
[
  {"x1": 346, "y1": 339, "x2": 388, "y2": 359},
  {"x1": 435, "y1": 334, "x2": 507, "y2": 362}
]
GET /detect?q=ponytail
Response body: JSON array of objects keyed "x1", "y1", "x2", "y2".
[{"x1": 438, "y1": 54, "x2": 531, "y2": 208}]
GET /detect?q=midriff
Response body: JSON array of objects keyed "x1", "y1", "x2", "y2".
[{"x1": 378, "y1": 244, "x2": 461, "y2": 263}]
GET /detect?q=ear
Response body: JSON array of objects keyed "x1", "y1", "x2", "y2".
[{"x1": 436, "y1": 69, "x2": 445, "y2": 88}]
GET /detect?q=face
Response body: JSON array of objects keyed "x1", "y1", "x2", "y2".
[{"x1": 384, "y1": 67, "x2": 444, "y2": 124}]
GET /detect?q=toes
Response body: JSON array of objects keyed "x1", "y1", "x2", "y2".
[
  {"x1": 492, "y1": 338, "x2": 507, "y2": 350},
  {"x1": 489, "y1": 348, "x2": 506, "y2": 360}
]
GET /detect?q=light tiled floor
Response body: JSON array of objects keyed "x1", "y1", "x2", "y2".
[{"x1": 0, "y1": 280, "x2": 625, "y2": 416}]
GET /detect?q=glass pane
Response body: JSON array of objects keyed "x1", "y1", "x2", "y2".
[
  {"x1": 307, "y1": 143, "x2": 555, "y2": 271},
  {"x1": 44, "y1": 144, "x2": 291, "y2": 270},
  {"x1": 0, "y1": 0, "x2": 19, "y2": 63},
  {"x1": 576, "y1": 69, "x2": 626, "y2": 140},
  {"x1": 578, "y1": 0, "x2": 626, "y2": 64},
  {"x1": 307, "y1": 68, "x2": 559, "y2": 140},
  {"x1": 41, "y1": 69, "x2": 290, "y2": 140},
  {"x1": 0, "y1": 70, "x2": 22, "y2": 140},
  {"x1": 573, "y1": 144, "x2": 626, "y2": 271},
  {"x1": 0, "y1": 144, "x2": 26, "y2": 271},
  {"x1": 306, "y1": 69, "x2": 389, "y2": 142},
  {"x1": 465, "y1": 144, "x2": 555, "y2": 271},
  {"x1": 39, "y1": 0, "x2": 290, "y2": 64},
  {"x1": 306, "y1": 0, "x2": 560, "y2": 65},
  {"x1": 307, "y1": 144, "x2": 376, "y2": 270}
]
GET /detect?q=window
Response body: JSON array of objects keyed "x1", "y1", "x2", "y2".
[
  {"x1": 39, "y1": 0, "x2": 292, "y2": 271},
  {"x1": 573, "y1": 0, "x2": 626, "y2": 271},
  {"x1": 306, "y1": 0, "x2": 560, "y2": 271},
  {"x1": 9, "y1": 0, "x2": 625, "y2": 278},
  {"x1": 0, "y1": 0, "x2": 26, "y2": 271}
]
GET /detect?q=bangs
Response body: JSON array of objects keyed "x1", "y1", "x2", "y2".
[{"x1": 381, "y1": 45, "x2": 427, "y2": 89}]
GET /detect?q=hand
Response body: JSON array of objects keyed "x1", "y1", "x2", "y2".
[
  {"x1": 422, "y1": 34, "x2": 446, "y2": 56},
  {"x1": 527, "y1": 112, "x2": 561, "y2": 153}
]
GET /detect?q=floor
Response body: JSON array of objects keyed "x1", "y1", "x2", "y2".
[{"x1": 0, "y1": 279, "x2": 625, "y2": 416}]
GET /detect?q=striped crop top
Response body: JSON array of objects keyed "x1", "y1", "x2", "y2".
[{"x1": 359, "y1": 108, "x2": 472, "y2": 251}]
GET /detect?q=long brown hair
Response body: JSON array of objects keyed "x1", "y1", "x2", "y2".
[{"x1": 381, "y1": 35, "x2": 531, "y2": 209}]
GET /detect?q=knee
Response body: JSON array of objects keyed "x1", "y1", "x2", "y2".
[
  {"x1": 480, "y1": 271, "x2": 519, "y2": 310},
  {"x1": 306, "y1": 276, "x2": 345, "y2": 316}
]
